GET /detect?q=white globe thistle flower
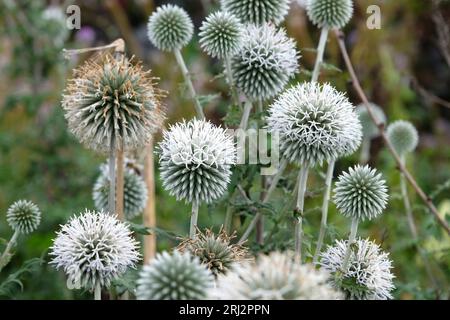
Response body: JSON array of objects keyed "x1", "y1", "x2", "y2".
[
  {"x1": 333, "y1": 165, "x2": 388, "y2": 221},
  {"x1": 147, "y1": 4, "x2": 194, "y2": 52},
  {"x1": 50, "y1": 210, "x2": 140, "y2": 291},
  {"x1": 158, "y1": 119, "x2": 236, "y2": 204},
  {"x1": 356, "y1": 103, "x2": 386, "y2": 140},
  {"x1": 6, "y1": 200, "x2": 41, "y2": 234},
  {"x1": 306, "y1": 0, "x2": 353, "y2": 30},
  {"x1": 136, "y1": 251, "x2": 214, "y2": 300},
  {"x1": 232, "y1": 24, "x2": 299, "y2": 101},
  {"x1": 210, "y1": 251, "x2": 343, "y2": 300},
  {"x1": 320, "y1": 238, "x2": 395, "y2": 300},
  {"x1": 267, "y1": 82, "x2": 362, "y2": 166},
  {"x1": 221, "y1": 0, "x2": 291, "y2": 26},
  {"x1": 199, "y1": 11, "x2": 244, "y2": 59},
  {"x1": 93, "y1": 161, "x2": 148, "y2": 220},
  {"x1": 386, "y1": 120, "x2": 419, "y2": 156}
]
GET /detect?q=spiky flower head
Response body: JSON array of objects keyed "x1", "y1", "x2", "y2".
[
  {"x1": 232, "y1": 24, "x2": 299, "y2": 101},
  {"x1": 267, "y1": 82, "x2": 362, "y2": 166},
  {"x1": 210, "y1": 251, "x2": 342, "y2": 299},
  {"x1": 136, "y1": 251, "x2": 213, "y2": 300},
  {"x1": 306, "y1": 0, "x2": 353, "y2": 29},
  {"x1": 50, "y1": 210, "x2": 140, "y2": 291},
  {"x1": 147, "y1": 4, "x2": 193, "y2": 52},
  {"x1": 333, "y1": 165, "x2": 388, "y2": 221},
  {"x1": 158, "y1": 119, "x2": 236, "y2": 204},
  {"x1": 221, "y1": 0, "x2": 291, "y2": 25},
  {"x1": 6, "y1": 200, "x2": 41, "y2": 234},
  {"x1": 93, "y1": 160, "x2": 148, "y2": 220},
  {"x1": 62, "y1": 54, "x2": 164, "y2": 153},
  {"x1": 386, "y1": 120, "x2": 419, "y2": 156},
  {"x1": 320, "y1": 238, "x2": 395, "y2": 300},
  {"x1": 177, "y1": 228, "x2": 250, "y2": 276},
  {"x1": 199, "y1": 11, "x2": 243, "y2": 59},
  {"x1": 356, "y1": 103, "x2": 386, "y2": 140}
]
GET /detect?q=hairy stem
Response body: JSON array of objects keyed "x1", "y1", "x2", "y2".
[
  {"x1": 108, "y1": 135, "x2": 116, "y2": 215},
  {"x1": 94, "y1": 282, "x2": 102, "y2": 300},
  {"x1": 190, "y1": 201, "x2": 199, "y2": 239},
  {"x1": 295, "y1": 166, "x2": 309, "y2": 260},
  {"x1": 143, "y1": 141, "x2": 157, "y2": 263},
  {"x1": 225, "y1": 56, "x2": 239, "y2": 106},
  {"x1": 0, "y1": 230, "x2": 20, "y2": 272},
  {"x1": 311, "y1": 28, "x2": 329, "y2": 82},
  {"x1": 239, "y1": 100, "x2": 253, "y2": 130},
  {"x1": 359, "y1": 138, "x2": 371, "y2": 164},
  {"x1": 116, "y1": 145, "x2": 124, "y2": 220},
  {"x1": 341, "y1": 218, "x2": 359, "y2": 272}
]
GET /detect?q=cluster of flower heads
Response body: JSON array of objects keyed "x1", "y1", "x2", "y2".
[
  {"x1": 6, "y1": 200, "x2": 41, "y2": 234},
  {"x1": 62, "y1": 54, "x2": 164, "y2": 153},
  {"x1": 158, "y1": 119, "x2": 236, "y2": 204},
  {"x1": 220, "y1": 0, "x2": 291, "y2": 25},
  {"x1": 210, "y1": 251, "x2": 343, "y2": 300},
  {"x1": 267, "y1": 82, "x2": 362, "y2": 166},
  {"x1": 50, "y1": 210, "x2": 140, "y2": 291},
  {"x1": 320, "y1": 238, "x2": 395, "y2": 300}
]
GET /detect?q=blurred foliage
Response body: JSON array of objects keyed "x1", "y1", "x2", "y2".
[{"x1": 0, "y1": 0, "x2": 449, "y2": 299}]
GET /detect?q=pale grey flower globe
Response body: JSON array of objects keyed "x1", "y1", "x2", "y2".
[
  {"x1": 199, "y1": 11, "x2": 243, "y2": 59},
  {"x1": 267, "y1": 82, "x2": 362, "y2": 166},
  {"x1": 210, "y1": 251, "x2": 343, "y2": 299},
  {"x1": 220, "y1": 0, "x2": 291, "y2": 25},
  {"x1": 50, "y1": 210, "x2": 140, "y2": 291},
  {"x1": 136, "y1": 251, "x2": 214, "y2": 300},
  {"x1": 333, "y1": 165, "x2": 388, "y2": 221},
  {"x1": 386, "y1": 120, "x2": 419, "y2": 156},
  {"x1": 306, "y1": 0, "x2": 353, "y2": 29},
  {"x1": 93, "y1": 162, "x2": 148, "y2": 220},
  {"x1": 232, "y1": 24, "x2": 299, "y2": 101},
  {"x1": 6, "y1": 200, "x2": 41, "y2": 234},
  {"x1": 147, "y1": 4, "x2": 194, "y2": 52},
  {"x1": 320, "y1": 238, "x2": 395, "y2": 300},
  {"x1": 158, "y1": 119, "x2": 236, "y2": 204},
  {"x1": 356, "y1": 103, "x2": 386, "y2": 140}
]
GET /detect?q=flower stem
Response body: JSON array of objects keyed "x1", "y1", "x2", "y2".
[
  {"x1": 360, "y1": 138, "x2": 371, "y2": 164},
  {"x1": 0, "y1": 230, "x2": 20, "y2": 272},
  {"x1": 225, "y1": 56, "x2": 239, "y2": 106},
  {"x1": 190, "y1": 201, "x2": 199, "y2": 239},
  {"x1": 341, "y1": 218, "x2": 359, "y2": 272},
  {"x1": 94, "y1": 282, "x2": 102, "y2": 300},
  {"x1": 313, "y1": 160, "x2": 335, "y2": 263},
  {"x1": 174, "y1": 49, "x2": 205, "y2": 119},
  {"x1": 311, "y1": 28, "x2": 329, "y2": 82},
  {"x1": 143, "y1": 141, "x2": 157, "y2": 263},
  {"x1": 108, "y1": 135, "x2": 116, "y2": 215},
  {"x1": 295, "y1": 166, "x2": 309, "y2": 260},
  {"x1": 116, "y1": 144, "x2": 124, "y2": 220},
  {"x1": 239, "y1": 100, "x2": 253, "y2": 130}
]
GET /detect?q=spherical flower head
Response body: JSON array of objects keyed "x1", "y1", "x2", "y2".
[
  {"x1": 6, "y1": 200, "x2": 41, "y2": 234},
  {"x1": 356, "y1": 103, "x2": 386, "y2": 140},
  {"x1": 210, "y1": 251, "x2": 343, "y2": 299},
  {"x1": 177, "y1": 228, "x2": 250, "y2": 276},
  {"x1": 306, "y1": 0, "x2": 353, "y2": 29},
  {"x1": 221, "y1": 0, "x2": 291, "y2": 25},
  {"x1": 50, "y1": 210, "x2": 140, "y2": 291},
  {"x1": 62, "y1": 54, "x2": 164, "y2": 153},
  {"x1": 199, "y1": 11, "x2": 243, "y2": 59},
  {"x1": 93, "y1": 161, "x2": 148, "y2": 220},
  {"x1": 147, "y1": 4, "x2": 193, "y2": 52},
  {"x1": 333, "y1": 165, "x2": 388, "y2": 221},
  {"x1": 386, "y1": 120, "x2": 419, "y2": 156},
  {"x1": 320, "y1": 238, "x2": 395, "y2": 300},
  {"x1": 267, "y1": 82, "x2": 362, "y2": 166},
  {"x1": 232, "y1": 24, "x2": 299, "y2": 101},
  {"x1": 136, "y1": 251, "x2": 214, "y2": 300},
  {"x1": 158, "y1": 119, "x2": 236, "y2": 204}
]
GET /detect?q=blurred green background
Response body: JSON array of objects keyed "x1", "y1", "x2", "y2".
[{"x1": 0, "y1": 0, "x2": 449, "y2": 299}]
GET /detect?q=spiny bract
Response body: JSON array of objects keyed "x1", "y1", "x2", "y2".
[
  {"x1": 306, "y1": 0, "x2": 353, "y2": 29},
  {"x1": 333, "y1": 165, "x2": 388, "y2": 221},
  {"x1": 50, "y1": 210, "x2": 140, "y2": 291},
  {"x1": 320, "y1": 238, "x2": 395, "y2": 300},
  {"x1": 356, "y1": 103, "x2": 386, "y2": 140},
  {"x1": 267, "y1": 82, "x2": 362, "y2": 166},
  {"x1": 147, "y1": 4, "x2": 193, "y2": 52},
  {"x1": 62, "y1": 54, "x2": 164, "y2": 153},
  {"x1": 93, "y1": 161, "x2": 148, "y2": 220},
  {"x1": 210, "y1": 251, "x2": 343, "y2": 299},
  {"x1": 220, "y1": 0, "x2": 291, "y2": 25},
  {"x1": 232, "y1": 24, "x2": 299, "y2": 101},
  {"x1": 158, "y1": 119, "x2": 236, "y2": 204},
  {"x1": 386, "y1": 120, "x2": 419, "y2": 156},
  {"x1": 199, "y1": 11, "x2": 243, "y2": 59},
  {"x1": 136, "y1": 251, "x2": 214, "y2": 300},
  {"x1": 177, "y1": 228, "x2": 250, "y2": 276},
  {"x1": 6, "y1": 200, "x2": 41, "y2": 234}
]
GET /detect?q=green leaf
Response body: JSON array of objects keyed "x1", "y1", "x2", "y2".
[{"x1": 128, "y1": 222, "x2": 151, "y2": 235}]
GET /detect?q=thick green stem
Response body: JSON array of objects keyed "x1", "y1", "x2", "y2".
[
  {"x1": 190, "y1": 201, "x2": 199, "y2": 239},
  {"x1": 313, "y1": 160, "x2": 335, "y2": 263},
  {"x1": 359, "y1": 138, "x2": 371, "y2": 164},
  {"x1": 311, "y1": 28, "x2": 329, "y2": 82},
  {"x1": 108, "y1": 135, "x2": 116, "y2": 215},
  {"x1": 341, "y1": 218, "x2": 359, "y2": 272},
  {"x1": 239, "y1": 100, "x2": 253, "y2": 130},
  {"x1": 224, "y1": 204, "x2": 234, "y2": 234},
  {"x1": 295, "y1": 166, "x2": 309, "y2": 260},
  {"x1": 94, "y1": 282, "x2": 102, "y2": 300},
  {"x1": 174, "y1": 49, "x2": 205, "y2": 119},
  {"x1": 0, "y1": 230, "x2": 20, "y2": 272}
]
